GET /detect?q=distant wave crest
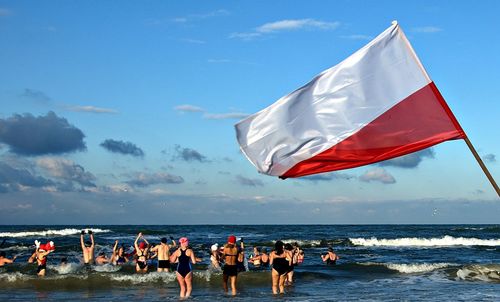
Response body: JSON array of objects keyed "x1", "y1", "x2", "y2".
[
  {"x1": 386, "y1": 262, "x2": 452, "y2": 273},
  {"x1": 349, "y1": 235, "x2": 500, "y2": 247},
  {"x1": 0, "y1": 228, "x2": 111, "y2": 238}
]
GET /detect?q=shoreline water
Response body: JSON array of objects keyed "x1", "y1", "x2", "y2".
[{"x1": 1, "y1": 224, "x2": 499, "y2": 301}]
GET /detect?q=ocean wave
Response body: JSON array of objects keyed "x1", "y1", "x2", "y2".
[
  {"x1": 0, "y1": 228, "x2": 111, "y2": 238},
  {"x1": 456, "y1": 264, "x2": 500, "y2": 283},
  {"x1": 109, "y1": 271, "x2": 177, "y2": 284},
  {"x1": 349, "y1": 236, "x2": 500, "y2": 247},
  {"x1": 385, "y1": 263, "x2": 452, "y2": 273}
]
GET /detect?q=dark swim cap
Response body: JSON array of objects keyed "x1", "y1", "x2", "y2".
[{"x1": 161, "y1": 237, "x2": 167, "y2": 244}]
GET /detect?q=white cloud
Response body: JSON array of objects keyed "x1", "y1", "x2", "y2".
[
  {"x1": 174, "y1": 104, "x2": 205, "y2": 113},
  {"x1": 359, "y1": 168, "x2": 396, "y2": 184},
  {"x1": 231, "y1": 18, "x2": 340, "y2": 40},
  {"x1": 66, "y1": 105, "x2": 118, "y2": 114},
  {"x1": 257, "y1": 19, "x2": 340, "y2": 33}
]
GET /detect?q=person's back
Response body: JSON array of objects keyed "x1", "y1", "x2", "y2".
[{"x1": 80, "y1": 230, "x2": 95, "y2": 264}]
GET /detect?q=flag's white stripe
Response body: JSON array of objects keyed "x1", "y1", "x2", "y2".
[{"x1": 235, "y1": 22, "x2": 431, "y2": 176}]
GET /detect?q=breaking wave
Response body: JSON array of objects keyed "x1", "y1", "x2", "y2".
[
  {"x1": 0, "y1": 228, "x2": 111, "y2": 238},
  {"x1": 349, "y1": 236, "x2": 500, "y2": 247},
  {"x1": 456, "y1": 264, "x2": 500, "y2": 283},
  {"x1": 385, "y1": 263, "x2": 452, "y2": 273}
]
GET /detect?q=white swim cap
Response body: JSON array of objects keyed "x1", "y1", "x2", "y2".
[{"x1": 211, "y1": 244, "x2": 218, "y2": 251}]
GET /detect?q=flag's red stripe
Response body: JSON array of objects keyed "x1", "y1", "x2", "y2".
[{"x1": 281, "y1": 82, "x2": 466, "y2": 178}]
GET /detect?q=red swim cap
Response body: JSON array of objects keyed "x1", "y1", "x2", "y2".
[
  {"x1": 139, "y1": 242, "x2": 146, "y2": 249},
  {"x1": 228, "y1": 235, "x2": 236, "y2": 244}
]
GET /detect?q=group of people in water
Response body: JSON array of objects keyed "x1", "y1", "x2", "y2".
[{"x1": 0, "y1": 230, "x2": 340, "y2": 298}]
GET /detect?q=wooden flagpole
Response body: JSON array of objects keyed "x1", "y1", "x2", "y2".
[{"x1": 463, "y1": 137, "x2": 500, "y2": 197}]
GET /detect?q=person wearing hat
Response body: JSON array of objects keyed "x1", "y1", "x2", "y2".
[
  {"x1": 170, "y1": 237, "x2": 198, "y2": 298},
  {"x1": 210, "y1": 243, "x2": 221, "y2": 269},
  {"x1": 150, "y1": 236, "x2": 177, "y2": 272},
  {"x1": 28, "y1": 240, "x2": 55, "y2": 277},
  {"x1": 222, "y1": 235, "x2": 243, "y2": 296},
  {"x1": 134, "y1": 232, "x2": 150, "y2": 273}
]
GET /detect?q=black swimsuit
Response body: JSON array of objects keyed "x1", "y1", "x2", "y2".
[
  {"x1": 176, "y1": 249, "x2": 192, "y2": 277},
  {"x1": 137, "y1": 250, "x2": 147, "y2": 269},
  {"x1": 272, "y1": 254, "x2": 289, "y2": 275}
]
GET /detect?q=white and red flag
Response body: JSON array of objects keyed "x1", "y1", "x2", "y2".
[{"x1": 235, "y1": 21, "x2": 466, "y2": 179}]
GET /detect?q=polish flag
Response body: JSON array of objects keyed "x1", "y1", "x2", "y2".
[{"x1": 235, "y1": 21, "x2": 466, "y2": 178}]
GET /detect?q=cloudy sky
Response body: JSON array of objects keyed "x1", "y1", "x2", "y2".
[{"x1": 0, "y1": 1, "x2": 498, "y2": 225}]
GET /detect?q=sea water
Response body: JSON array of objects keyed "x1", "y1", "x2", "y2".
[{"x1": 0, "y1": 225, "x2": 499, "y2": 301}]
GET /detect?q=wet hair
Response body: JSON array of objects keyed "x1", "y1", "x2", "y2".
[
  {"x1": 328, "y1": 247, "x2": 333, "y2": 252},
  {"x1": 98, "y1": 252, "x2": 105, "y2": 256},
  {"x1": 85, "y1": 241, "x2": 92, "y2": 247},
  {"x1": 254, "y1": 247, "x2": 261, "y2": 252},
  {"x1": 0, "y1": 251, "x2": 6, "y2": 257},
  {"x1": 161, "y1": 237, "x2": 167, "y2": 244},
  {"x1": 285, "y1": 243, "x2": 293, "y2": 251},
  {"x1": 275, "y1": 240, "x2": 284, "y2": 254},
  {"x1": 261, "y1": 248, "x2": 267, "y2": 253}
]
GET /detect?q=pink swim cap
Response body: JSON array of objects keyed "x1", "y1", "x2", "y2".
[{"x1": 179, "y1": 237, "x2": 189, "y2": 246}]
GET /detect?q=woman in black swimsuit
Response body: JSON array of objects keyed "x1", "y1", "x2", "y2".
[
  {"x1": 134, "y1": 233, "x2": 150, "y2": 273},
  {"x1": 170, "y1": 237, "x2": 197, "y2": 299},
  {"x1": 270, "y1": 240, "x2": 292, "y2": 294},
  {"x1": 222, "y1": 235, "x2": 243, "y2": 296}
]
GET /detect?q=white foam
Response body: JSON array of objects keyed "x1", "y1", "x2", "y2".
[
  {"x1": 386, "y1": 263, "x2": 451, "y2": 273},
  {"x1": 0, "y1": 228, "x2": 111, "y2": 238},
  {"x1": 109, "y1": 271, "x2": 177, "y2": 284},
  {"x1": 456, "y1": 264, "x2": 500, "y2": 283},
  {"x1": 93, "y1": 264, "x2": 122, "y2": 273},
  {"x1": 281, "y1": 239, "x2": 322, "y2": 247},
  {"x1": 350, "y1": 235, "x2": 500, "y2": 247},
  {"x1": 50, "y1": 263, "x2": 80, "y2": 275},
  {"x1": 0, "y1": 272, "x2": 31, "y2": 282}
]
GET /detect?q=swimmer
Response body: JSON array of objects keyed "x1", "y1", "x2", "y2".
[
  {"x1": 111, "y1": 240, "x2": 128, "y2": 265},
  {"x1": 80, "y1": 229, "x2": 95, "y2": 265},
  {"x1": 321, "y1": 247, "x2": 340, "y2": 265},
  {"x1": 95, "y1": 252, "x2": 109, "y2": 265},
  {"x1": 0, "y1": 251, "x2": 16, "y2": 266},
  {"x1": 261, "y1": 248, "x2": 270, "y2": 268},
  {"x1": 210, "y1": 243, "x2": 221, "y2": 269},
  {"x1": 222, "y1": 235, "x2": 243, "y2": 296},
  {"x1": 284, "y1": 243, "x2": 298, "y2": 285},
  {"x1": 150, "y1": 236, "x2": 177, "y2": 272},
  {"x1": 134, "y1": 232, "x2": 150, "y2": 273},
  {"x1": 28, "y1": 240, "x2": 55, "y2": 277},
  {"x1": 249, "y1": 246, "x2": 262, "y2": 268},
  {"x1": 269, "y1": 240, "x2": 292, "y2": 294},
  {"x1": 170, "y1": 237, "x2": 197, "y2": 299}
]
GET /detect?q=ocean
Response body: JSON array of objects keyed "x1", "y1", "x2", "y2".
[{"x1": 0, "y1": 225, "x2": 499, "y2": 301}]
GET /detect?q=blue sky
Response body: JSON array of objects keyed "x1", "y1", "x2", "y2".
[{"x1": 0, "y1": 0, "x2": 498, "y2": 224}]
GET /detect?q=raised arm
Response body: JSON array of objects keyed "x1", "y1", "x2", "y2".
[
  {"x1": 80, "y1": 230, "x2": 85, "y2": 250},
  {"x1": 89, "y1": 231, "x2": 95, "y2": 248},
  {"x1": 170, "y1": 236, "x2": 177, "y2": 247},
  {"x1": 134, "y1": 233, "x2": 141, "y2": 250}
]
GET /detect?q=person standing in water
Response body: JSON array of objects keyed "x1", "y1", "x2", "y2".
[
  {"x1": 269, "y1": 240, "x2": 292, "y2": 294},
  {"x1": 321, "y1": 247, "x2": 340, "y2": 265},
  {"x1": 111, "y1": 240, "x2": 128, "y2": 265},
  {"x1": 260, "y1": 248, "x2": 270, "y2": 268},
  {"x1": 134, "y1": 232, "x2": 150, "y2": 273},
  {"x1": 170, "y1": 237, "x2": 197, "y2": 299},
  {"x1": 210, "y1": 243, "x2": 221, "y2": 269},
  {"x1": 222, "y1": 235, "x2": 243, "y2": 296},
  {"x1": 150, "y1": 236, "x2": 176, "y2": 272},
  {"x1": 28, "y1": 240, "x2": 55, "y2": 277},
  {"x1": 80, "y1": 229, "x2": 95, "y2": 265},
  {"x1": 249, "y1": 246, "x2": 262, "y2": 268}
]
